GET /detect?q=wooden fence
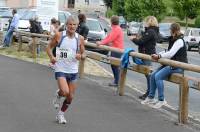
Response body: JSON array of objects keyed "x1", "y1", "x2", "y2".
[{"x1": 1, "y1": 30, "x2": 200, "y2": 124}]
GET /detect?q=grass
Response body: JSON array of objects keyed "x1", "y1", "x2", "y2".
[
  {"x1": 0, "y1": 42, "x2": 50, "y2": 65},
  {"x1": 0, "y1": 41, "x2": 111, "y2": 77}
]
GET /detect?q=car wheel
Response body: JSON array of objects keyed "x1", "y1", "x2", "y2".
[{"x1": 198, "y1": 43, "x2": 200, "y2": 54}]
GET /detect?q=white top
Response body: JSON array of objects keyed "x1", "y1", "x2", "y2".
[
  {"x1": 160, "y1": 39, "x2": 184, "y2": 59},
  {"x1": 54, "y1": 32, "x2": 79, "y2": 73}
]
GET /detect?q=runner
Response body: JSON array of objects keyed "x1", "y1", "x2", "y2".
[{"x1": 46, "y1": 15, "x2": 85, "y2": 124}]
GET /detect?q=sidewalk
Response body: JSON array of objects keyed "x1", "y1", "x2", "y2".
[{"x1": 0, "y1": 55, "x2": 198, "y2": 132}]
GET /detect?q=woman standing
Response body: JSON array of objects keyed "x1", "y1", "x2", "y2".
[
  {"x1": 96, "y1": 15, "x2": 124, "y2": 87},
  {"x1": 141, "y1": 23, "x2": 188, "y2": 109},
  {"x1": 77, "y1": 13, "x2": 89, "y2": 40},
  {"x1": 129, "y1": 16, "x2": 159, "y2": 100}
]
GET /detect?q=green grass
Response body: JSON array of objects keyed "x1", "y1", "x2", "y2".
[{"x1": 0, "y1": 42, "x2": 50, "y2": 65}]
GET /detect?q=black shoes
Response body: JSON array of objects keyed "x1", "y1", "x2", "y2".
[{"x1": 139, "y1": 92, "x2": 148, "y2": 100}]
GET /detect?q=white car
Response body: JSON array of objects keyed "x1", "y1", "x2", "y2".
[
  {"x1": 127, "y1": 22, "x2": 141, "y2": 36},
  {"x1": 86, "y1": 18, "x2": 108, "y2": 55},
  {"x1": 0, "y1": 8, "x2": 27, "y2": 31},
  {"x1": 183, "y1": 28, "x2": 200, "y2": 51},
  {"x1": 86, "y1": 18, "x2": 107, "y2": 42},
  {"x1": 18, "y1": 9, "x2": 71, "y2": 32}
]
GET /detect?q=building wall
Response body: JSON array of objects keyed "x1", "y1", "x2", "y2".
[
  {"x1": 6, "y1": 0, "x2": 105, "y2": 11},
  {"x1": 0, "y1": 0, "x2": 6, "y2": 6},
  {"x1": 7, "y1": 0, "x2": 36, "y2": 8}
]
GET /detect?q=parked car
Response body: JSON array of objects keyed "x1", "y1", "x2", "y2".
[
  {"x1": 0, "y1": 8, "x2": 27, "y2": 31},
  {"x1": 184, "y1": 28, "x2": 200, "y2": 51},
  {"x1": 119, "y1": 16, "x2": 126, "y2": 29},
  {"x1": 0, "y1": 6, "x2": 10, "y2": 14},
  {"x1": 86, "y1": 18, "x2": 108, "y2": 55},
  {"x1": 158, "y1": 23, "x2": 171, "y2": 43},
  {"x1": 127, "y1": 22, "x2": 142, "y2": 36},
  {"x1": 18, "y1": 9, "x2": 71, "y2": 32}
]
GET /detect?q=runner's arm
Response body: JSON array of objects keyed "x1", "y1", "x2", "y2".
[
  {"x1": 46, "y1": 32, "x2": 60, "y2": 63},
  {"x1": 76, "y1": 36, "x2": 85, "y2": 60}
]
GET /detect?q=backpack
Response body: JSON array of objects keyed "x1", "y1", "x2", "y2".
[{"x1": 52, "y1": 31, "x2": 80, "y2": 57}]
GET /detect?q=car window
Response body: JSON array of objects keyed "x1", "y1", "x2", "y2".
[
  {"x1": 86, "y1": 19, "x2": 102, "y2": 32},
  {"x1": 159, "y1": 23, "x2": 171, "y2": 31},
  {"x1": 130, "y1": 23, "x2": 140, "y2": 27},
  {"x1": 191, "y1": 30, "x2": 200, "y2": 36},
  {"x1": 119, "y1": 16, "x2": 126, "y2": 24},
  {"x1": 21, "y1": 10, "x2": 36, "y2": 20},
  {"x1": 1, "y1": 10, "x2": 12, "y2": 17},
  {"x1": 58, "y1": 12, "x2": 66, "y2": 24}
]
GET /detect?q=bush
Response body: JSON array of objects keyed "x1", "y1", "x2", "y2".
[
  {"x1": 106, "y1": 9, "x2": 114, "y2": 18},
  {"x1": 177, "y1": 21, "x2": 196, "y2": 28},
  {"x1": 195, "y1": 16, "x2": 200, "y2": 28}
]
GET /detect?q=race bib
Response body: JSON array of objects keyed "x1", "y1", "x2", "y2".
[{"x1": 56, "y1": 47, "x2": 74, "y2": 61}]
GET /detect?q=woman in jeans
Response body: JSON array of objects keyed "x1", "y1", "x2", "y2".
[
  {"x1": 129, "y1": 16, "x2": 159, "y2": 100},
  {"x1": 96, "y1": 15, "x2": 124, "y2": 87},
  {"x1": 141, "y1": 23, "x2": 188, "y2": 109}
]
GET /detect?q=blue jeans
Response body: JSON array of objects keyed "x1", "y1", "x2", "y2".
[
  {"x1": 143, "y1": 60, "x2": 152, "y2": 95},
  {"x1": 111, "y1": 51, "x2": 122, "y2": 84},
  {"x1": 3, "y1": 27, "x2": 15, "y2": 47},
  {"x1": 148, "y1": 66, "x2": 183, "y2": 101}
]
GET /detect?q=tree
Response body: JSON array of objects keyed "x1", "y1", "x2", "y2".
[
  {"x1": 141, "y1": 0, "x2": 166, "y2": 21},
  {"x1": 125, "y1": 0, "x2": 143, "y2": 21},
  {"x1": 125, "y1": 0, "x2": 166, "y2": 22},
  {"x1": 173, "y1": 0, "x2": 200, "y2": 28},
  {"x1": 103, "y1": 0, "x2": 112, "y2": 9},
  {"x1": 112, "y1": 0, "x2": 125, "y2": 16}
]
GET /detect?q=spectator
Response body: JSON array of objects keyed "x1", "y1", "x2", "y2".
[
  {"x1": 129, "y1": 16, "x2": 159, "y2": 100},
  {"x1": 141, "y1": 23, "x2": 188, "y2": 109},
  {"x1": 1, "y1": 9, "x2": 19, "y2": 48},
  {"x1": 28, "y1": 17, "x2": 43, "y2": 52},
  {"x1": 50, "y1": 18, "x2": 57, "y2": 36},
  {"x1": 96, "y1": 15, "x2": 124, "y2": 87},
  {"x1": 77, "y1": 13, "x2": 89, "y2": 40},
  {"x1": 78, "y1": 9, "x2": 81, "y2": 15}
]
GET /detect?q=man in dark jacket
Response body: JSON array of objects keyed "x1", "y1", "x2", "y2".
[
  {"x1": 77, "y1": 13, "x2": 89, "y2": 40},
  {"x1": 129, "y1": 16, "x2": 159, "y2": 100}
]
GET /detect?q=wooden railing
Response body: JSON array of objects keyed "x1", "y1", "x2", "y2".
[{"x1": 1, "y1": 30, "x2": 200, "y2": 124}]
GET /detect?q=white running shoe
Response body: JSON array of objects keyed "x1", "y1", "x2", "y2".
[
  {"x1": 53, "y1": 90, "x2": 62, "y2": 109},
  {"x1": 151, "y1": 100, "x2": 167, "y2": 109},
  {"x1": 141, "y1": 97, "x2": 157, "y2": 105},
  {"x1": 56, "y1": 114, "x2": 67, "y2": 124}
]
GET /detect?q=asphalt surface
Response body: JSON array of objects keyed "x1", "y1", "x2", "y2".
[{"x1": 0, "y1": 55, "x2": 199, "y2": 132}]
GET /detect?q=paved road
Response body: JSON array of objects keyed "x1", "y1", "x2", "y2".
[{"x1": 0, "y1": 55, "x2": 198, "y2": 132}]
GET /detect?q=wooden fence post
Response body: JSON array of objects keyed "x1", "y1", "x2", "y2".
[
  {"x1": 32, "y1": 37, "x2": 36, "y2": 59},
  {"x1": 78, "y1": 57, "x2": 85, "y2": 79},
  {"x1": 179, "y1": 77, "x2": 189, "y2": 124},
  {"x1": 17, "y1": 34, "x2": 22, "y2": 52},
  {"x1": 118, "y1": 68, "x2": 127, "y2": 96}
]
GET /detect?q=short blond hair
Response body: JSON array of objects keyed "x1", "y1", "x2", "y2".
[{"x1": 145, "y1": 16, "x2": 158, "y2": 27}]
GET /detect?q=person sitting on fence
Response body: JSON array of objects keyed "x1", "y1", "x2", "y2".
[
  {"x1": 141, "y1": 23, "x2": 188, "y2": 109},
  {"x1": 96, "y1": 15, "x2": 124, "y2": 87},
  {"x1": 129, "y1": 16, "x2": 159, "y2": 100}
]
